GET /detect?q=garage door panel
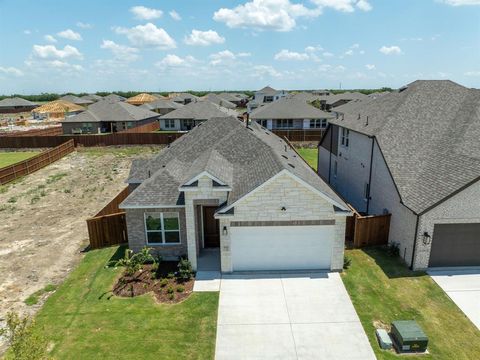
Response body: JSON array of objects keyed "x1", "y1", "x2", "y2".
[
  {"x1": 231, "y1": 226, "x2": 333, "y2": 271},
  {"x1": 429, "y1": 223, "x2": 480, "y2": 267}
]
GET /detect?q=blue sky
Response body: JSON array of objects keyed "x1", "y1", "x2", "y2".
[{"x1": 0, "y1": 0, "x2": 479, "y2": 93}]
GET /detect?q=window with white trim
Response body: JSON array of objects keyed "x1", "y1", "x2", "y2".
[
  {"x1": 341, "y1": 128, "x2": 350, "y2": 147},
  {"x1": 164, "y1": 119, "x2": 175, "y2": 129},
  {"x1": 145, "y1": 212, "x2": 180, "y2": 245},
  {"x1": 276, "y1": 119, "x2": 293, "y2": 128},
  {"x1": 310, "y1": 119, "x2": 327, "y2": 129}
]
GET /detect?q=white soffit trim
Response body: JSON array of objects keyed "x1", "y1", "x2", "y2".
[{"x1": 183, "y1": 171, "x2": 228, "y2": 186}]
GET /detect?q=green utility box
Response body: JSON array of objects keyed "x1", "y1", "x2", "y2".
[{"x1": 391, "y1": 320, "x2": 428, "y2": 353}]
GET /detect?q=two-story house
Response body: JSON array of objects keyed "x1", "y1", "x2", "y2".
[{"x1": 247, "y1": 86, "x2": 288, "y2": 112}]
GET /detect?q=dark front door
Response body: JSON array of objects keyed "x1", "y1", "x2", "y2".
[{"x1": 203, "y1": 206, "x2": 220, "y2": 248}]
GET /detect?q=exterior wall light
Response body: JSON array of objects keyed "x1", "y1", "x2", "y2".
[
  {"x1": 281, "y1": 207, "x2": 287, "y2": 211},
  {"x1": 422, "y1": 232, "x2": 431, "y2": 245},
  {"x1": 222, "y1": 226, "x2": 228, "y2": 236}
]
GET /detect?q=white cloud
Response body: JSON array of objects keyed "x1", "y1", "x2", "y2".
[
  {"x1": 311, "y1": 0, "x2": 372, "y2": 12},
  {"x1": 379, "y1": 45, "x2": 402, "y2": 55},
  {"x1": 213, "y1": 0, "x2": 322, "y2": 32},
  {"x1": 184, "y1": 29, "x2": 225, "y2": 46},
  {"x1": 464, "y1": 70, "x2": 480, "y2": 76},
  {"x1": 440, "y1": 0, "x2": 480, "y2": 5},
  {"x1": 114, "y1": 23, "x2": 176, "y2": 49},
  {"x1": 323, "y1": 51, "x2": 334, "y2": 57},
  {"x1": 169, "y1": 10, "x2": 181, "y2": 21},
  {"x1": 253, "y1": 65, "x2": 282, "y2": 77},
  {"x1": 344, "y1": 49, "x2": 354, "y2": 56},
  {"x1": 46, "y1": 60, "x2": 84, "y2": 71},
  {"x1": 23, "y1": 30, "x2": 32, "y2": 35},
  {"x1": 76, "y1": 22, "x2": 93, "y2": 29},
  {"x1": 32, "y1": 44, "x2": 83, "y2": 60},
  {"x1": 57, "y1": 29, "x2": 82, "y2": 41},
  {"x1": 210, "y1": 50, "x2": 236, "y2": 65},
  {"x1": 237, "y1": 52, "x2": 251, "y2": 57},
  {"x1": 156, "y1": 54, "x2": 197, "y2": 68},
  {"x1": 130, "y1": 6, "x2": 163, "y2": 20},
  {"x1": 0, "y1": 66, "x2": 24, "y2": 77},
  {"x1": 305, "y1": 45, "x2": 323, "y2": 52},
  {"x1": 101, "y1": 40, "x2": 139, "y2": 62},
  {"x1": 350, "y1": 43, "x2": 360, "y2": 49},
  {"x1": 44, "y1": 35, "x2": 57, "y2": 43},
  {"x1": 365, "y1": 64, "x2": 376, "y2": 70},
  {"x1": 274, "y1": 49, "x2": 309, "y2": 61},
  {"x1": 334, "y1": 65, "x2": 346, "y2": 72}
]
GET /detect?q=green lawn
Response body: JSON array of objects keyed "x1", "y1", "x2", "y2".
[
  {"x1": 341, "y1": 248, "x2": 480, "y2": 360},
  {"x1": 34, "y1": 246, "x2": 219, "y2": 360},
  {"x1": 297, "y1": 148, "x2": 318, "y2": 170},
  {"x1": 0, "y1": 151, "x2": 39, "y2": 168}
]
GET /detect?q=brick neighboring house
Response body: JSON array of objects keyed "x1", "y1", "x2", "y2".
[
  {"x1": 120, "y1": 116, "x2": 350, "y2": 273},
  {"x1": 0, "y1": 97, "x2": 38, "y2": 114},
  {"x1": 318, "y1": 80, "x2": 480, "y2": 270}
]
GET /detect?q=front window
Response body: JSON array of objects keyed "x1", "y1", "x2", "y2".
[
  {"x1": 164, "y1": 119, "x2": 175, "y2": 129},
  {"x1": 309, "y1": 119, "x2": 328, "y2": 129},
  {"x1": 145, "y1": 212, "x2": 180, "y2": 245},
  {"x1": 276, "y1": 119, "x2": 293, "y2": 129},
  {"x1": 257, "y1": 119, "x2": 268, "y2": 128},
  {"x1": 341, "y1": 128, "x2": 350, "y2": 147},
  {"x1": 264, "y1": 95, "x2": 274, "y2": 103}
]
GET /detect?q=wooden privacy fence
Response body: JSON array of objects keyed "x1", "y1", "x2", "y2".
[
  {"x1": 346, "y1": 212, "x2": 391, "y2": 248},
  {"x1": 272, "y1": 129, "x2": 326, "y2": 142},
  {"x1": 86, "y1": 187, "x2": 130, "y2": 249},
  {"x1": 0, "y1": 126, "x2": 62, "y2": 137},
  {"x1": 0, "y1": 132, "x2": 184, "y2": 148},
  {"x1": 117, "y1": 121, "x2": 160, "y2": 134},
  {"x1": 0, "y1": 140, "x2": 75, "y2": 185}
]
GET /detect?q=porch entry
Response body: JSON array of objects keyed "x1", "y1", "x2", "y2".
[{"x1": 203, "y1": 206, "x2": 220, "y2": 248}]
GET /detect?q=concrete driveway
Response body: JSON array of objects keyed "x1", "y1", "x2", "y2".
[
  {"x1": 215, "y1": 272, "x2": 375, "y2": 360},
  {"x1": 428, "y1": 269, "x2": 480, "y2": 330}
]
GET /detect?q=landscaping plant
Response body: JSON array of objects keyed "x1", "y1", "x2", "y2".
[
  {"x1": 177, "y1": 258, "x2": 194, "y2": 281},
  {"x1": 109, "y1": 247, "x2": 155, "y2": 276}
]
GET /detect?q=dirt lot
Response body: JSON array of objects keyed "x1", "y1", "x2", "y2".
[{"x1": 0, "y1": 146, "x2": 161, "y2": 335}]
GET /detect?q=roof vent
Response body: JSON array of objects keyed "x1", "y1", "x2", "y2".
[
  {"x1": 148, "y1": 170, "x2": 151, "y2": 177},
  {"x1": 282, "y1": 155, "x2": 288, "y2": 160},
  {"x1": 284, "y1": 145, "x2": 287, "y2": 152},
  {"x1": 288, "y1": 163, "x2": 295, "y2": 169},
  {"x1": 357, "y1": 113, "x2": 361, "y2": 120},
  {"x1": 399, "y1": 86, "x2": 408, "y2": 93},
  {"x1": 365, "y1": 116, "x2": 369, "y2": 126}
]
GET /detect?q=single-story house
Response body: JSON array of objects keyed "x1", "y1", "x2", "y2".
[
  {"x1": 103, "y1": 94, "x2": 126, "y2": 102},
  {"x1": 159, "y1": 101, "x2": 238, "y2": 131},
  {"x1": 0, "y1": 97, "x2": 38, "y2": 114},
  {"x1": 201, "y1": 93, "x2": 237, "y2": 109},
  {"x1": 323, "y1": 92, "x2": 368, "y2": 111},
  {"x1": 218, "y1": 92, "x2": 248, "y2": 107},
  {"x1": 247, "y1": 86, "x2": 288, "y2": 112},
  {"x1": 32, "y1": 100, "x2": 85, "y2": 121},
  {"x1": 250, "y1": 95, "x2": 334, "y2": 130},
  {"x1": 170, "y1": 92, "x2": 199, "y2": 105},
  {"x1": 318, "y1": 80, "x2": 480, "y2": 270},
  {"x1": 60, "y1": 95, "x2": 93, "y2": 106},
  {"x1": 126, "y1": 93, "x2": 159, "y2": 106},
  {"x1": 140, "y1": 99, "x2": 183, "y2": 115},
  {"x1": 120, "y1": 116, "x2": 350, "y2": 272},
  {"x1": 61, "y1": 99, "x2": 160, "y2": 134},
  {"x1": 81, "y1": 94, "x2": 103, "y2": 102}
]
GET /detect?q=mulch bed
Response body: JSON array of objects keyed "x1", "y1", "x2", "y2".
[{"x1": 112, "y1": 262, "x2": 194, "y2": 304}]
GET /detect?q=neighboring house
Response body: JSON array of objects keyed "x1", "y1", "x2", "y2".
[
  {"x1": 32, "y1": 100, "x2": 85, "y2": 121},
  {"x1": 120, "y1": 116, "x2": 350, "y2": 273},
  {"x1": 218, "y1": 92, "x2": 249, "y2": 107},
  {"x1": 0, "y1": 97, "x2": 38, "y2": 114},
  {"x1": 318, "y1": 80, "x2": 480, "y2": 270},
  {"x1": 323, "y1": 92, "x2": 368, "y2": 111},
  {"x1": 140, "y1": 99, "x2": 183, "y2": 115},
  {"x1": 170, "y1": 92, "x2": 199, "y2": 105},
  {"x1": 250, "y1": 95, "x2": 334, "y2": 131},
  {"x1": 81, "y1": 94, "x2": 103, "y2": 102},
  {"x1": 103, "y1": 94, "x2": 126, "y2": 102},
  {"x1": 201, "y1": 93, "x2": 237, "y2": 109},
  {"x1": 61, "y1": 99, "x2": 160, "y2": 134},
  {"x1": 59, "y1": 95, "x2": 93, "y2": 106},
  {"x1": 159, "y1": 101, "x2": 238, "y2": 131},
  {"x1": 126, "y1": 93, "x2": 159, "y2": 106},
  {"x1": 247, "y1": 86, "x2": 288, "y2": 112}
]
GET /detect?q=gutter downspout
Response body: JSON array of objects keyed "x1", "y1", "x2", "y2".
[
  {"x1": 328, "y1": 125, "x2": 333, "y2": 183},
  {"x1": 410, "y1": 215, "x2": 419, "y2": 269},
  {"x1": 365, "y1": 136, "x2": 375, "y2": 214}
]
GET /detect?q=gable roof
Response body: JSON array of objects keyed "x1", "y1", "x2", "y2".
[
  {"x1": 201, "y1": 93, "x2": 237, "y2": 109},
  {"x1": 32, "y1": 100, "x2": 85, "y2": 114},
  {"x1": 63, "y1": 99, "x2": 160, "y2": 123},
  {"x1": 170, "y1": 92, "x2": 199, "y2": 102},
  {"x1": 160, "y1": 100, "x2": 238, "y2": 120},
  {"x1": 103, "y1": 94, "x2": 126, "y2": 102},
  {"x1": 126, "y1": 93, "x2": 158, "y2": 105},
  {"x1": 0, "y1": 97, "x2": 38, "y2": 108},
  {"x1": 121, "y1": 116, "x2": 348, "y2": 211},
  {"x1": 60, "y1": 95, "x2": 93, "y2": 105},
  {"x1": 326, "y1": 92, "x2": 368, "y2": 106},
  {"x1": 329, "y1": 80, "x2": 480, "y2": 214},
  {"x1": 218, "y1": 92, "x2": 243, "y2": 103},
  {"x1": 81, "y1": 94, "x2": 103, "y2": 102},
  {"x1": 258, "y1": 86, "x2": 276, "y2": 93},
  {"x1": 140, "y1": 99, "x2": 183, "y2": 111},
  {"x1": 250, "y1": 95, "x2": 334, "y2": 120}
]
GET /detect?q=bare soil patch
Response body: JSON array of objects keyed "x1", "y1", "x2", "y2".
[
  {"x1": 113, "y1": 263, "x2": 194, "y2": 304},
  {"x1": 0, "y1": 146, "x2": 161, "y2": 341}
]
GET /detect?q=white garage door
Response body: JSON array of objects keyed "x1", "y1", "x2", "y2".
[{"x1": 230, "y1": 225, "x2": 334, "y2": 271}]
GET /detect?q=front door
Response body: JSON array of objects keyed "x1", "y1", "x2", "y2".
[{"x1": 203, "y1": 206, "x2": 220, "y2": 247}]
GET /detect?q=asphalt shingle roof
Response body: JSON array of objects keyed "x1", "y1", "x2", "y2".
[
  {"x1": 201, "y1": 94, "x2": 237, "y2": 109},
  {"x1": 103, "y1": 94, "x2": 126, "y2": 102},
  {"x1": 326, "y1": 92, "x2": 368, "y2": 106},
  {"x1": 0, "y1": 97, "x2": 38, "y2": 107},
  {"x1": 250, "y1": 95, "x2": 334, "y2": 120},
  {"x1": 329, "y1": 80, "x2": 480, "y2": 214},
  {"x1": 140, "y1": 99, "x2": 183, "y2": 111},
  {"x1": 60, "y1": 95, "x2": 93, "y2": 105},
  {"x1": 160, "y1": 100, "x2": 238, "y2": 120},
  {"x1": 122, "y1": 116, "x2": 348, "y2": 211}
]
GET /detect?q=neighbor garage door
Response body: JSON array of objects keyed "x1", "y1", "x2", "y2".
[
  {"x1": 230, "y1": 225, "x2": 334, "y2": 271},
  {"x1": 428, "y1": 223, "x2": 480, "y2": 267}
]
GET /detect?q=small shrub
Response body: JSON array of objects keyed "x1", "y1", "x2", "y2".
[
  {"x1": 109, "y1": 248, "x2": 153, "y2": 277},
  {"x1": 343, "y1": 256, "x2": 352, "y2": 270},
  {"x1": 177, "y1": 258, "x2": 194, "y2": 281},
  {"x1": 7, "y1": 197, "x2": 17, "y2": 203},
  {"x1": 168, "y1": 293, "x2": 175, "y2": 300},
  {"x1": 387, "y1": 242, "x2": 400, "y2": 257},
  {"x1": 30, "y1": 195, "x2": 40, "y2": 204},
  {"x1": 167, "y1": 272, "x2": 175, "y2": 279},
  {"x1": 159, "y1": 279, "x2": 169, "y2": 287},
  {"x1": 167, "y1": 286, "x2": 174, "y2": 294},
  {"x1": 176, "y1": 286, "x2": 185, "y2": 293},
  {"x1": 40, "y1": 190, "x2": 46, "y2": 197},
  {"x1": 63, "y1": 189, "x2": 71, "y2": 193}
]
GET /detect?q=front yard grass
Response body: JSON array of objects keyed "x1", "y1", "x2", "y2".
[
  {"x1": 342, "y1": 248, "x2": 480, "y2": 360},
  {"x1": 0, "y1": 151, "x2": 39, "y2": 168},
  {"x1": 297, "y1": 148, "x2": 318, "y2": 170},
  {"x1": 34, "y1": 246, "x2": 219, "y2": 359}
]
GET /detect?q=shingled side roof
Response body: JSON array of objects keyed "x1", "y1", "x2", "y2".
[
  {"x1": 121, "y1": 116, "x2": 348, "y2": 211},
  {"x1": 250, "y1": 95, "x2": 334, "y2": 120},
  {"x1": 329, "y1": 80, "x2": 480, "y2": 214},
  {"x1": 0, "y1": 97, "x2": 38, "y2": 107},
  {"x1": 160, "y1": 100, "x2": 238, "y2": 120}
]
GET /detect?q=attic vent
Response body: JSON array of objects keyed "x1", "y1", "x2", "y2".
[
  {"x1": 399, "y1": 86, "x2": 408, "y2": 93},
  {"x1": 284, "y1": 145, "x2": 287, "y2": 152},
  {"x1": 288, "y1": 163, "x2": 295, "y2": 169},
  {"x1": 365, "y1": 116, "x2": 369, "y2": 126},
  {"x1": 281, "y1": 155, "x2": 288, "y2": 160},
  {"x1": 162, "y1": 165, "x2": 166, "y2": 168},
  {"x1": 148, "y1": 170, "x2": 151, "y2": 177}
]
